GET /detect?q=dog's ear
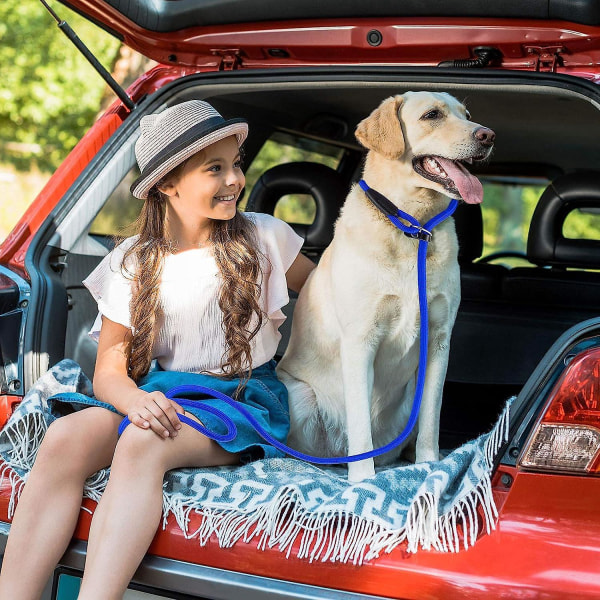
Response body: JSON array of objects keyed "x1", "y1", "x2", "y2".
[{"x1": 355, "y1": 96, "x2": 405, "y2": 159}]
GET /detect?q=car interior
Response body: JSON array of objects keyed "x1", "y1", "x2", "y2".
[{"x1": 39, "y1": 70, "x2": 600, "y2": 451}]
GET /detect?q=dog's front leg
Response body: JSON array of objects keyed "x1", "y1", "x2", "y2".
[
  {"x1": 414, "y1": 329, "x2": 451, "y2": 464},
  {"x1": 340, "y1": 337, "x2": 377, "y2": 482}
]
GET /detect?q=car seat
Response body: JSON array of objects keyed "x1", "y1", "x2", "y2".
[
  {"x1": 504, "y1": 170, "x2": 600, "y2": 311},
  {"x1": 246, "y1": 161, "x2": 347, "y2": 254},
  {"x1": 454, "y1": 202, "x2": 506, "y2": 300}
]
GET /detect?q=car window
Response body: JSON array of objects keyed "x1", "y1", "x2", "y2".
[
  {"x1": 240, "y1": 131, "x2": 344, "y2": 224},
  {"x1": 563, "y1": 208, "x2": 600, "y2": 240},
  {"x1": 89, "y1": 167, "x2": 141, "y2": 236},
  {"x1": 480, "y1": 177, "x2": 548, "y2": 266}
]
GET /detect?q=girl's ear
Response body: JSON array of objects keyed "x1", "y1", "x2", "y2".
[{"x1": 156, "y1": 181, "x2": 177, "y2": 197}]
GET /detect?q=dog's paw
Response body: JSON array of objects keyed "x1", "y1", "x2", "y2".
[
  {"x1": 347, "y1": 460, "x2": 376, "y2": 483},
  {"x1": 415, "y1": 448, "x2": 439, "y2": 464}
]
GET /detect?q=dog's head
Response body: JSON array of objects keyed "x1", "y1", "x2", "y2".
[{"x1": 355, "y1": 91, "x2": 494, "y2": 204}]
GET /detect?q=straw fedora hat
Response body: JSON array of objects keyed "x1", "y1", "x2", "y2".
[{"x1": 130, "y1": 100, "x2": 248, "y2": 199}]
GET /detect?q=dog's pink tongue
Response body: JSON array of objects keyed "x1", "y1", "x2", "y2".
[{"x1": 435, "y1": 158, "x2": 483, "y2": 204}]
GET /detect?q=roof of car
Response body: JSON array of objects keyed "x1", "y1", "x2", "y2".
[{"x1": 62, "y1": 0, "x2": 600, "y2": 33}]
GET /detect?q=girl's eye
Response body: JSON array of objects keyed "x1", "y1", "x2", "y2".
[
  {"x1": 422, "y1": 109, "x2": 442, "y2": 120},
  {"x1": 208, "y1": 165, "x2": 221, "y2": 172},
  {"x1": 234, "y1": 160, "x2": 243, "y2": 169}
]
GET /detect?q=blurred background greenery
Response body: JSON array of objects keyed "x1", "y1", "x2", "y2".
[
  {"x1": 2, "y1": 1, "x2": 600, "y2": 258},
  {"x1": 0, "y1": 0, "x2": 149, "y2": 240},
  {"x1": 0, "y1": 2, "x2": 118, "y2": 173}
]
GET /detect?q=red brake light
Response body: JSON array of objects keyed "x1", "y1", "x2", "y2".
[{"x1": 520, "y1": 347, "x2": 600, "y2": 475}]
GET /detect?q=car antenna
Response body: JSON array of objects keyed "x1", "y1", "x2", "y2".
[{"x1": 38, "y1": 0, "x2": 136, "y2": 111}]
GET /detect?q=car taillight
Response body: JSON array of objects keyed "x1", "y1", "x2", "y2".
[{"x1": 520, "y1": 347, "x2": 600, "y2": 475}]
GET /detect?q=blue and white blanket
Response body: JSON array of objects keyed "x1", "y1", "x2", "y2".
[{"x1": 0, "y1": 360, "x2": 512, "y2": 564}]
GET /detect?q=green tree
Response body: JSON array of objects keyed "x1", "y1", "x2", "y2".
[{"x1": 0, "y1": 0, "x2": 120, "y2": 171}]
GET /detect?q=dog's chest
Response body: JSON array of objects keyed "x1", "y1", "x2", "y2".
[
  {"x1": 371, "y1": 290, "x2": 420, "y2": 345},
  {"x1": 331, "y1": 214, "x2": 459, "y2": 339},
  {"x1": 369, "y1": 233, "x2": 456, "y2": 294},
  {"x1": 365, "y1": 242, "x2": 458, "y2": 340}
]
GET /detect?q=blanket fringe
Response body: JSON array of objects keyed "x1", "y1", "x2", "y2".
[
  {"x1": 1, "y1": 411, "x2": 47, "y2": 472},
  {"x1": 0, "y1": 395, "x2": 512, "y2": 565},
  {"x1": 160, "y1": 399, "x2": 512, "y2": 564},
  {"x1": 0, "y1": 411, "x2": 48, "y2": 519},
  {"x1": 0, "y1": 461, "x2": 26, "y2": 520}
]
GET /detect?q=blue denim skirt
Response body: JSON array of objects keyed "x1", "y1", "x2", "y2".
[{"x1": 49, "y1": 360, "x2": 290, "y2": 463}]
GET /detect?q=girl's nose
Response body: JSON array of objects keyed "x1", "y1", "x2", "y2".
[{"x1": 227, "y1": 168, "x2": 245, "y2": 187}]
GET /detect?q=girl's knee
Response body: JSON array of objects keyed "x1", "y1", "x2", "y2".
[
  {"x1": 113, "y1": 425, "x2": 168, "y2": 467},
  {"x1": 37, "y1": 408, "x2": 119, "y2": 473},
  {"x1": 39, "y1": 416, "x2": 80, "y2": 461},
  {"x1": 113, "y1": 421, "x2": 236, "y2": 473}
]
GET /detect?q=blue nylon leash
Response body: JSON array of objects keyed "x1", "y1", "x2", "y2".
[{"x1": 118, "y1": 181, "x2": 458, "y2": 464}]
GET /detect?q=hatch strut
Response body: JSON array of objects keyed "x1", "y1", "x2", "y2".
[{"x1": 39, "y1": 0, "x2": 135, "y2": 111}]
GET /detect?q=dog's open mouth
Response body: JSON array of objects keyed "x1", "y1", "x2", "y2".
[{"x1": 413, "y1": 156, "x2": 484, "y2": 205}]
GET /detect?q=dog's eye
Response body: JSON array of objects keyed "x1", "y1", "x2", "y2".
[
  {"x1": 465, "y1": 110, "x2": 472, "y2": 120},
  {"x1": 422, "y1": 109, "x2": 442, "y2": 120}
]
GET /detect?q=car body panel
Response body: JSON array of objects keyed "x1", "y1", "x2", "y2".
[
  {"x1": 58, "y1": 1, "x2": 600, "y2": 74},
  {"x1": 61, "y1": 0, "x2": 600, "y2": 31},
  {"x1": 1, "y1": 464, "x2": 599, "y2": 598}
]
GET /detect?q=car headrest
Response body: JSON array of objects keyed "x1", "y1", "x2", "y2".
[
  {"x1": 453, "y1": 202, "x2": 484, "y2": 262},
  {"x1": 528, "y1": 172, "x2": 600, "y2": 269},
  {"x1": 245, "y1": 162, "x2": 346, "y2": 250}
]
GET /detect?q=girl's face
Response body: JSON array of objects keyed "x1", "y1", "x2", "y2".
[{"x1": 160, "y1": 135, "x2": 245, "y2": 224}]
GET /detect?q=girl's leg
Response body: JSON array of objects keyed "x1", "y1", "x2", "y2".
[
  {"x1": 0, "y1": 407, "x2": 121, "y2": 600},
  {"x1": 78, "y1": 420, "x2": 238, "y2": 600}
]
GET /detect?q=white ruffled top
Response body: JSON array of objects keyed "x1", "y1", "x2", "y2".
[{"x1": 83, "y1": 212, "x2": 304, "y2": 374}]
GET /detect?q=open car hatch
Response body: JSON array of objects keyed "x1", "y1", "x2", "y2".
[{"x1": 58, "y1": 0, "x2": 600, "y2": 75}]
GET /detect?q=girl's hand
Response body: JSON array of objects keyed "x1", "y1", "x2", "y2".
[{"x1": 127, "y1": 391, "x2": 183, "y2": 439}]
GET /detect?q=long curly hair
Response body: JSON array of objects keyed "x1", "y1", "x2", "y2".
[{"x1": 122, "y1": 163, "x2": 265, "y2": 388}]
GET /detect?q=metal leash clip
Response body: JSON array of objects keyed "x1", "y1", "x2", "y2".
[{"x1": 404, "y1": 227, "x2": 433, "y2": 242}]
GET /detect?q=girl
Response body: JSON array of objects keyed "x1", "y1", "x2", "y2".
[{"x1": 0, "y1": 100, "x2": 315, "y2": 599}]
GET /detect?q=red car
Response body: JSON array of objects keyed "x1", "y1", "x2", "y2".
[{"x1": 1, "y1": 1, "x2": 600, "y2": 598}]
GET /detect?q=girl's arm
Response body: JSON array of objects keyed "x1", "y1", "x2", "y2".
[
  {"x1": 93, "y1": 316, "x2": 182, "y2": 439},
  {"x1": 285, "y1": 252, "x2": 316, "y2": 293}
]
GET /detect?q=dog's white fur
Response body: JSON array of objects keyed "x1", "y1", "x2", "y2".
[{"x1": 277, "y1": 91, "x2": 494, "y2": 482}]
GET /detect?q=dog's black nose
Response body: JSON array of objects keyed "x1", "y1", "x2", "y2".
[{"x1": 474, "y1": 127, "x2": 496, "y2": 145}]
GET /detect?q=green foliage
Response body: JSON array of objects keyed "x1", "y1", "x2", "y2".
[
  {"x1": 480, "y1": 181, "x2": 544, "y2": 265},
  {"x1": 0, "y1": 0, "x2": 120, "y2": 172},
  {"x1": 563, "y1": 209, "x2": 600, "y2": 240},
  {"x1": 0, "y1": 165, "x2": 48, "y2": 240},
  {"x1": 480, "y1": 180, "x2": 600, "y2": 267}
]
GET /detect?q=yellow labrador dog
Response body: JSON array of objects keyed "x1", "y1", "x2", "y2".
[{"x1": 277, "y1": 91, "x2": 495, "y2": 482}]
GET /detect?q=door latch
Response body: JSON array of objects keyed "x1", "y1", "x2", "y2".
[
  {"x1": 211, "y1": 49, "x2": 242, "y2": 71},
  {"x1": 524, "y1": 46, "x2": 565, "y2": 72}
]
